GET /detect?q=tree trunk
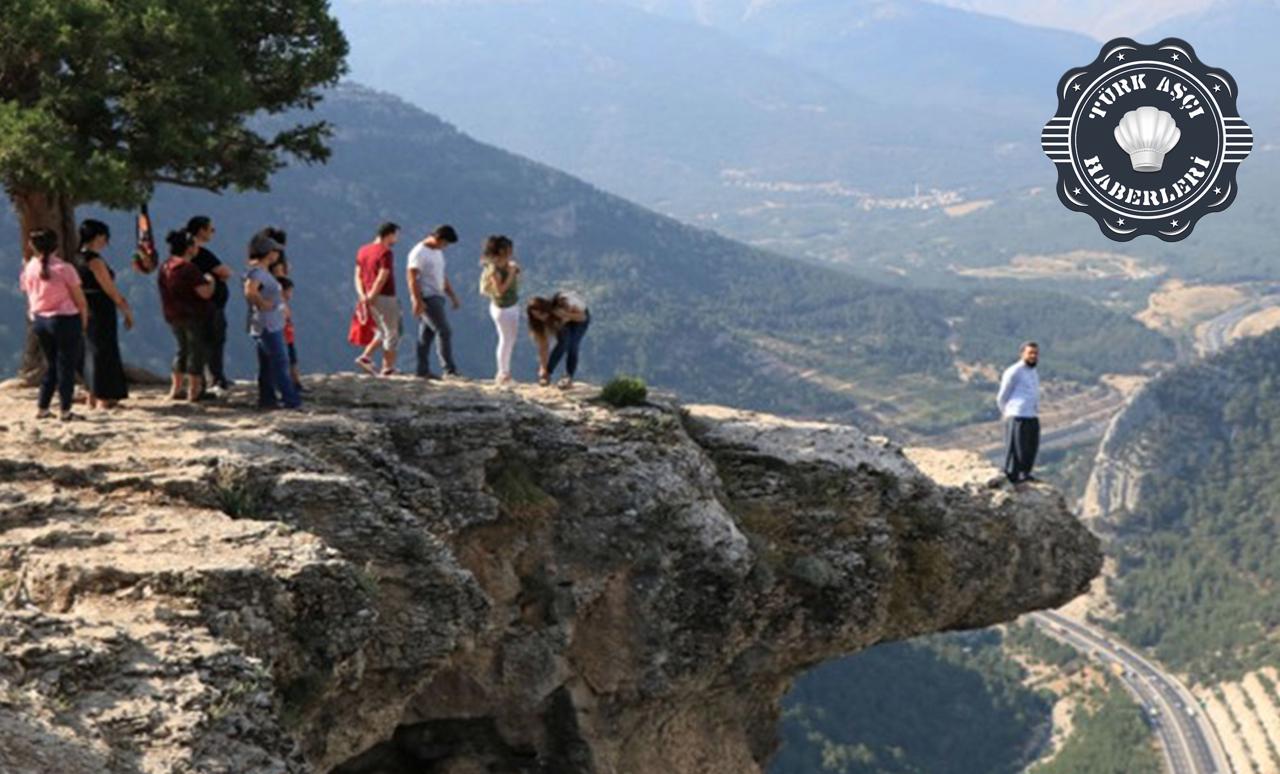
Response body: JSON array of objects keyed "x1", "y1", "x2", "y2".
[{"x1": 11, "y1": 190, "x2": 78, "y2": 385}]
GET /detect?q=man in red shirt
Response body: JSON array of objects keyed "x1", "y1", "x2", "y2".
[{"x1": 354, "y1": 222, "x2": 402, "y2": 376}]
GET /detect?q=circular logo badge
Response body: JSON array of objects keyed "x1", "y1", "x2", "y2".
[{"x1": 1043, "y1": 38, "x2": 1251, "y2": 242}]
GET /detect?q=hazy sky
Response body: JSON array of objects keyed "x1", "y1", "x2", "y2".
[
  {"x1": 934, "y1": 0, "x2": 1215, "y2": 39},
  {"x1": 336, "y1": 0, "x2": 1221, "y2": 40}
]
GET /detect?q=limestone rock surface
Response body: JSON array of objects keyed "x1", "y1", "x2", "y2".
[{"x1": 0, "y1": 376, "x2": 1101, "y2": 773}]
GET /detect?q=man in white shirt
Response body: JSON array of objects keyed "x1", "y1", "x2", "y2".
[
  {"x1": 406, "y1": 224, "x2": 461, "y2": 379},
  {"x1": 996, "y1": 341, "x2": 1041, "y2": 484}
]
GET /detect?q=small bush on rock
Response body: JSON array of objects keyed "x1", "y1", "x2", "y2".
[{"x1": 601, "y1": 376, "x2": 648, "y2": 408}]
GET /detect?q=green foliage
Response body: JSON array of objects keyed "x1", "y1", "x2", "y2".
[
  {"x1": 1031, "y1": 685, "x2": 1161, "y2": 774},
  {"x1": 1004, "y1": 622, "x2": 1080, "y2": 669},
  {"x1": 1034, "y1": 441, "x2": 1102, "y2": 508},
  {"x1": 487, "y1": 459, "x2": 557, "y2": 520},
  {"x1": 953, "y1": 292, "x2": 1175, "y2": 384},
  {"x1": 0, "y1": 87, "x2": 1171, "y2": 435},
  {"x1": 771, "y1": 631, "x2": 1052, "y2": 774},
  {"x1": 600, "y1": 375, "x2": 648, "y2": 407},
  {"x1": 213, "y1": 466, "x2": 268, "y2": 519},
  {"x1": 1106, "y1": 329, "x2": 1280, "y2": 681},
  {"x1": 0, "y1": 0, "x2": 348, "y2": 205}
]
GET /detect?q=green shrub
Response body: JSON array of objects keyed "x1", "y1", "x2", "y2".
[
  {"x1": 213, "y1": 466, "x2": 268, "y2": 518},
  {"x1": 601, "y1": 376, "x2": 648, "y2": 407}
]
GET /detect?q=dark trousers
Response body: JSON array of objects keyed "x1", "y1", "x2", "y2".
[
  {"x1": 206, "y1": 307, "x2": 228, "y2": 386},
  {"x1": 170, "y1": 320, "x2": 209, "y2": 376},
  {"x1": 84, "y1": 297, "x2": 128, "y2": 400},
  {"x1": 416, "y1": 295, "x2": 457, "y2": 376},
  {"x1": 33, "y1": 314, "x2": 83, "y2": 413},
  {"x1": 255, "y1": 330, "x2": 301, "y2": 409},
  {"x1": 548, "y1": 312, "x2": 590, "y2": 378},
  {"x1": 1004, "y1": 417, "x2": 1040, "y2": 483}
]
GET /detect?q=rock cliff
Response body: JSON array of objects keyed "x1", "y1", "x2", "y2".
[
  {"x1": 1081, "y1": 384, "x2": 1160, "y2": 526},
  {"x1": 1081, "y1": 357, "x2": 1242, "y2": 528},
  {"x1": 0, "y1": 376, "x2": 1101, "y2": 774}
]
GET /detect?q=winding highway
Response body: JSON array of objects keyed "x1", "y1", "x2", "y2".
[
  {"x1": 1018, "y1": 294, "x2": 1280, "y2": 773},
  {"x1": 926, "y1": 291, "x2": 1280, "y2": 772},
  {"x1": 1031, "y1": 611, "x2": 1233, "y2": 774},
  {"x1": 1195, "y1": 294, "x2": 1280, "y2": 356},
  {"x1": 1017, "y1": 293, "x2": 1280, "y2": 773}
]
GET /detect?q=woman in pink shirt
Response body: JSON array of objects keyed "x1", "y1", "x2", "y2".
[{"x1": 19, "y1": 229, "x2": 89, "y2": 420}]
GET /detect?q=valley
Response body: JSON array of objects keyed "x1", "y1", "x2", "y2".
[
  {"x1": 1025, "y1": 321, "x2": 1280, "y2": 774},
  {"x1": 7, "y1": 0, "x2": 1280, "y2": 772},
  {"x1": 2, "y1": 79, "x2": 1272, "y2": 773},
  {"x1": 1031, "y1": 611, "x2": 1226, "y2": 774}
]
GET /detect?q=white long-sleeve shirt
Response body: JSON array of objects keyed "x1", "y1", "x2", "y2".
[{"x1": 996, "y1": 361, "x2": 1040, "y2": 418}]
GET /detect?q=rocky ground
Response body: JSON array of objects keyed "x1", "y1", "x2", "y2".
[{"x1": 0, "y1": 375, "x2": 1101, "y2": 773}]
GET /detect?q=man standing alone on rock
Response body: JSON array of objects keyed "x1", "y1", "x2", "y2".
[{"x1": 997, "y1": 341, "x2": 1040, "y2": 484}]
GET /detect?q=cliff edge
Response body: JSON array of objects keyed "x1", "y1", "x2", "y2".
[{"x1": 0, "y1": 376, "x2": 1101, "y2": 774}]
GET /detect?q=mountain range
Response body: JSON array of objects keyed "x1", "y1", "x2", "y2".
[
  {"x1": 935, "y1": 0, "x2": 1212, "y2": 39},
  {"x1": 6, "y1": 4, "x2": 1262, "y2": 771},
  {"x1": 1086, "y1": 327, "x2": 1280, "y2": 681},
  {"x1": 331, "y1": 0, "x2": 1280, "y2": 301},
  {"x1": 1, "y1": 84, "x2": 1170, "y2": 434},
  {"x1": 332, "y1": 0, "x2": 1099, "y2": 208}
]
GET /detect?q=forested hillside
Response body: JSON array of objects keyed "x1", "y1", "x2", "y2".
[
  {"x1": 0, "y1": 84, "x2": 1170, "y2": 433},
  {"x1": 772, "y1": 632, "x2": 1051, "y2": 774},
  {"x1": 1031, "y1": 686, "x2": 1162, "y2": 774},
  {"x1": 1104, "y1": 328, "x2": 1280, "y2": 681},
  {"x1": 333, "y1": 0, "x2": 1090, "y2": 211}
]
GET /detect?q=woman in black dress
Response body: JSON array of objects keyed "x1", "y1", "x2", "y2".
[{"x1": 77, "y1": 219, "x2": 133, "y2": 409}]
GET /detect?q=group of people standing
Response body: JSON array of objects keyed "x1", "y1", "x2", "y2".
[
  {"x1": 151, "y1": 221, "x2": 303, "y2": 410},
  {"x1": 18, "y1": 216, "x2": 303, "y2": 419},
  {"x1": 150, "y1": 221, "x2": 303, "y2": 411},
  {"x1": 349, "y1": 223, "x2": 590, "y2": 387},
  {"x1": 19, "y1": 215, "x2": 592, "y2": 423},
  {"x1": 19, "y1": 220, "x2": 150, "y2": 420},
  {"x1": 20, "y1": 215, "x2": 1043, "y2": 490}
]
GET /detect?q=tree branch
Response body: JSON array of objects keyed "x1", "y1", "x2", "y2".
[{"x1": 151, "y1": 175, "x2": 223, "y2": 193}]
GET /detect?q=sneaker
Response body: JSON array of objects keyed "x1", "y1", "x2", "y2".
[
  {"x1": 557, "y1": 377, "x2": 574, "y2": 390},
  {"x1": 355, "y1": 356, "x2": 377, "y2": 376},
  {"x1": 59, "y1": 411, "x2": 82, "y2": 422},
  {"x1": 417, "y1": 372, "x2": 442, "y2": 381},
  {"x1": 442, "y1": 371, "x2": 464, "y2": 382},
  {"x1": 35, "y1": 409, "x2": 54, "y2": 420},
  {"x1": 380, "y1": 368, "x2": 398, "y2": 377}
]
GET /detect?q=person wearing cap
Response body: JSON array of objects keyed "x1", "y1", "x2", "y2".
[
  {"x1": 997, "y1": 341, "x2": 1041, "y2": 484},
  {"x1": 406, "y1": 224, "x2": 461, "y2": 380},
  {"x1": 244, "y1": 232, "x2": 301, "y2": 410}
]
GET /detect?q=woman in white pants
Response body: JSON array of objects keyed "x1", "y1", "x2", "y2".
[{"x1": 479, "y1": 235, "x2": 521, "y2": 384}]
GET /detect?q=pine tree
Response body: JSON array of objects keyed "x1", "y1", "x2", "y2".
[{"x1": 0, "y1": 0, "x2": 348, "y2": 379}]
